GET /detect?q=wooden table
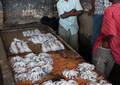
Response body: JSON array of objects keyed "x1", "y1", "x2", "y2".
[{"x1": 0, "y1": 24, "x2": 105, "y2": 85}]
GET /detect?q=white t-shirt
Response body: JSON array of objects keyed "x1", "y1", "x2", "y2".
[{"x1": 57, "y1": 0, "x2": 83, "y2": 35}]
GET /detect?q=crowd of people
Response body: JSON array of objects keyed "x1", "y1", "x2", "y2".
[{"x1": 56, "y1": 0, "x2": 120, "y2": 84}]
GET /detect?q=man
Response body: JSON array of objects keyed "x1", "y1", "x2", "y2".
[
  {"x1": 57, "y1": 0, "x2": 83, "y2": 51},
  {"x1": 88, "y1": 0, "x2": 111, "y2": 48},
  {"x1": 92, "y1": 0, "x2": 120, "y2": 78}
]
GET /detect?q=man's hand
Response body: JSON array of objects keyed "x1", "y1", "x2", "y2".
[
  {"x1": 88, "y1": 8, "x2": 95, "y2": 16},
  {"x1": 70, "y1": 9, "x2": 76, "y2": 13},
  {"x1": 61, "y1": 9, "x2": 82, "y2": 18},
  {"x1": 60, "y1": 9, "x2": 75, "y2": 18},
  {"x1": 71, "y1": 9, "x2": 82, "y2": 16},
  {"x1": 101, "y1": 41, "x2": 110, "y2": 48},
  {"x1": 102, "y1": 35, "x2": 114, "y2": 42},
  {"x1": 70, "y1": 9, "x2": 76, "y2": 15},
  {"x1": 101, "y1": 35, "x2": 114, "y2": 48}
]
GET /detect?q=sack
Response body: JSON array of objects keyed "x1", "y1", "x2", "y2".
[{"x1": 40, "y1": 16, "x2": 59, "y2": 31}]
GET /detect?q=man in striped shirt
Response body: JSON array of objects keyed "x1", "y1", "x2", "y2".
[{"x1": 92, "y1": 0, "x2": 120, "y2": 78}]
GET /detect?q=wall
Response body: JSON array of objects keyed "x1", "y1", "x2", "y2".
[
  {"x1": 2, "y1": 0, "x2": 55, "y2": 25},
  {"x1": 0, "y1": 1, "x2": 3, "y2": 26}
]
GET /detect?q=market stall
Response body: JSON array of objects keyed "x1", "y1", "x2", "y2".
[
  {"x1": 0, "y1": 24, "x2": 112, "y2": 85},
  {"x1": 0, "y1": 0, "x2": 112, "y2": 85}
]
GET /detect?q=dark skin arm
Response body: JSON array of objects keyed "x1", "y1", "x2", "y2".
[
  {"x1": 88, "y1": 0, "x2": 95, "y2": 16},
  {"x1": 101, "y1": 35, "x2": 114, "y2": 48},
  {"x1": 60, "y1": 9, "x2": 82, "y2": 19}
]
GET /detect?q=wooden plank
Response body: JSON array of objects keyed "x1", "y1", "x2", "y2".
[{"x1": 0, "y1": 36, "x2": 15, "y2": 85}]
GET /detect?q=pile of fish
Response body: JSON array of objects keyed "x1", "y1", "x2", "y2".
[
  {"x1": 28, "y1": 33, "x2": 57, "y2": 44},
  {"x1": 10, "y1": 38, "x2": 31, "y2": 54},
  {"x1": 23, "y1": 29, "x2": 65, "y2": 52},
  {"x1": 10, "y1": 53, "x2": 53, "y2": 82},
  {"x1": 42, "y1": 39, "x2": 65, "y2": 52},
  {"x1": 62, "y1": 62, "x2": 97, "y2": 81},
  {"x1": 10, "y1": 29, "x2": 65, "y2": 54},
  {"x1": 87, "y1": 80, "x2": 112, "y2": 85},
  {"x1": 22, "y1": 29, "x2": 41, "y2": 37},
  {"x1": 42, "y1": 79, "x2": 78, "y2": 85}
]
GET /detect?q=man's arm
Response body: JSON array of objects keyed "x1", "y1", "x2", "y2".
[
  {"x1": 60, "y1": 9, "x2": 82, "y2": 18},
  {"x1": 60, "y1": 9, "x2": 75, "y2": 18},
  {"x1": 72, "y1": 10, "x2": 83, "y2": 16},
  {"x1": 101, "y1": 35, "x2": 114, "y2": 48},
  {"x1": 102, "y1": 35, "x2": 114, "y2": 42},
  {"x1": 100, "y1": 8, "x2": 115, "y2": 48},
  {"x1": 91, "y1": 0, "x2": 95, "y2": 9},
  {"x1": 88, "y1": 0, "x2": 95, "y2": 15}
]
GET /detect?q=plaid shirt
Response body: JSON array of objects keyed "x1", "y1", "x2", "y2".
[{"x1": 94, "y1": 0, "x2": 112, "y2": 14}]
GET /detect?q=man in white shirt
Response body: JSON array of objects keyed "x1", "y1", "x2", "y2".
[{"x1": 57, "y1": 0, "x2": 83, "y2": 51}]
